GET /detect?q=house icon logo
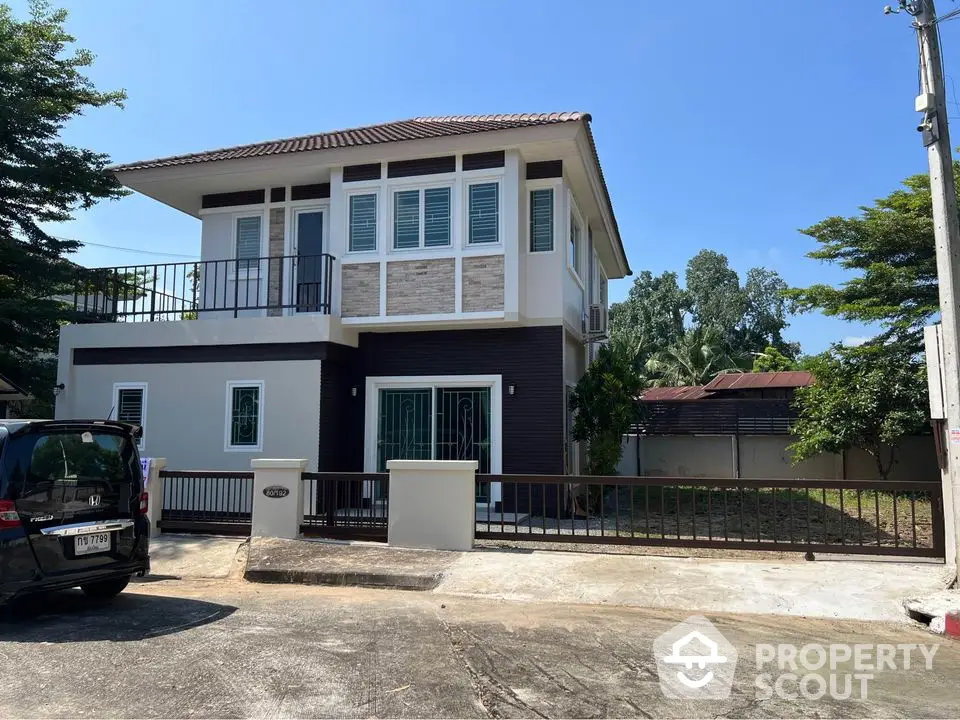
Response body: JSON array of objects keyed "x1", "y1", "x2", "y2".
[{"x1": 653, "y1": 616, "x2": 738, "y2": 699}]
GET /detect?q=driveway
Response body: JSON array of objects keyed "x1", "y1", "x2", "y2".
[{"x1": 1, "y1": 578, "x2": 957, "y2": 718}]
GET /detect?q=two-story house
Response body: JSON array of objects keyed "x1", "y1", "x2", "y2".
[{"x1": 54, "y1": 113, "x2": 631, "y2": 507}]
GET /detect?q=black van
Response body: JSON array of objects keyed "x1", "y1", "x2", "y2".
[{"x1": 0, "y1": 420, "x2": 150, "y2": 607}]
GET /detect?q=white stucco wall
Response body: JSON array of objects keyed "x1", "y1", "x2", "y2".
[{"x1": 56, "y1": 360, "x2": 322, "y2": 472}]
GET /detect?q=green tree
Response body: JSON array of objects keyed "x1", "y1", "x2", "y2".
[
  {"x1": 0, "y1": 0, "x2": 127, "y2": 413},
  {"x1": 752, "y1": 345, "x2": 796, "y2": 373},
  {"x1": 685, "y1": 250, "x2": 744, "y2": 340},
  {"x1": 608, "y1": 270, "x2": 686, "y2": 363},
  {"x1": 686, "y1": 250, "x2": 797, "y2": 357},
  {"x1": 570, "y1": 341, "x2": 646, "y2": 475},
  {"x1": 610, "y1": 252, "x2": 797, "y2": 365},
  {"x1": 645, "y1": 327, "x2": 746, "y2": 387},
  {"x1": 785, "y1": 166, "x2": 951, "y2": 355},
  {"x1": 789, "y1": 347, "x2": 928, "y2": 481}
]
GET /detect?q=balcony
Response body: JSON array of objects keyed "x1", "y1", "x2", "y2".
[{"x1": 70, "y1": 254, "x2": 334, "y2": 322}]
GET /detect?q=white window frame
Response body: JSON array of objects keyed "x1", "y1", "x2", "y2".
[
  {"x1": 346, "y1": 190, "x2": 380, "y2": 254},
  {"x1": 363, "y1": 375, "x2": 503, "y2": 502},
  {"x1": 388, "y1": 181, "x2": 455, "y2": 252},
  {"x1": 232, "y1": 213, "x2": 264, "y2": 279},
  {"x1": 568, "y1": 193, "x2": 584, "y2": 287},
  {"x1": 224, "y1": 380, "x2": 264, "y2": 452},
  {"x1": 463, "y1": 177, "x2": 503, "y2": 247},
  {"x1": 527, "y1": 185, "x2": 556, "y2": 254},
  {"x1": 112, "y1": 382, "x2": 148, "y2": 451}
]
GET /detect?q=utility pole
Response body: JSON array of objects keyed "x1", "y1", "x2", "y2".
[{"x1": 896, "y1": 0, "x2": 960, "y2": 572}]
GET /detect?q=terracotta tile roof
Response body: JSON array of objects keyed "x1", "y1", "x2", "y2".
[
  {"x1": 640, "y1": 386, "x2": 712, "y2": 402},
  {"x1": 110, "y1": 112, "x2": 590, "y2": 172},
  {"x1": 110, "y1": 111, "x2": 630, "y2": 275},
  {"x1": 702, "y1": 371, "x2": 814, "y2": 392}
]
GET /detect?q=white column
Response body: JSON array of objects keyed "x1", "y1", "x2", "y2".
[
  {"x1": 251, "y1": 458, "x2": 307, "y2": 539},
  {"x1": 387, "y1": 459, "x2": 477, "y2": 551},
  {"x1": 145, "y1": 457, "x2": 166, "y2": 536},
  {"x1": 502, "y1": 149, "x2": 521, "y2": 318}
]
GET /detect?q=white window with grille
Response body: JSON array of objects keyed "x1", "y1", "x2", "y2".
[
  {"x1": 112, "y1": 382, "x2": 147, "y2": 449},
  {"x1": 234, "y1": 215, "x2": 262, "y2": 272},
  {"x1": 466, "y1": 181, "x2": 500, "y2": 245},
  {"x1": 391, "y1": 185, "x2": 452, "y2": 250},
  {"x1": 348, "y1": 192, "x2": 378, "y2": 252},
  {"x1": 225, "y1": 381, "x2": 264, "y2": 452}
]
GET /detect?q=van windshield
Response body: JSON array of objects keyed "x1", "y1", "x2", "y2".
[{"x1": 2, "y1": 429, "x2": 141, "y2": 497}]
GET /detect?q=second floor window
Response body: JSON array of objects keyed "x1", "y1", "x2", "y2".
[
  {"x1": 569, "y1": 212, "x2": 581, "y2": 277},
  {"x1": 393, "y1": 187, "x2": 451, "y2": 250},
  {"x1": 235, "y1": 216, "x2": 262, "y2": 271},
  {"x1": 468, "y1": 182, "x2": 499, "y2": 244},
  {"x1": 349, "y1": 194, "x2": 378, "y2": 252},
  {"x1": 529, "y1": 188, "x2": 553, "y2": 252}
]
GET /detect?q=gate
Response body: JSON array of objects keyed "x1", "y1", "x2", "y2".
[
  {"x1": 300, "y1": 472, "x2": 388, "y2": 541},
  {"x1": 159, "y1": 470, "x2": 254, "y2": 535},
  {"x1": 476, "y1": 475, "x2": 945, "y2": 558}
]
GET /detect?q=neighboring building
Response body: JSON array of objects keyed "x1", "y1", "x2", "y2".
[
  {"x1": 0, "y1": 374, "x2": 30, "y2": 419},
  {"x1": 622, "y1": 371, "x2": 938, "y2": 482},
  {"x1": 55, "y1": 113, "x2": 631, "y2": 506}
]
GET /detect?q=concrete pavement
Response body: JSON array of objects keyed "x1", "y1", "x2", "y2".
[
  {"x1": 149, "y1": 534, "x2": 247, "y2": 579},
  {"x1": 1, "y1": 578, "x2": 958, "y2": 718},
  {"x1": 242, "y1": 536, "x2": 948, "y2": 623}
]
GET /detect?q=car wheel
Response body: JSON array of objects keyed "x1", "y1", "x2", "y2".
[{"x1": 80, "y1": 577, "x2": 130, "y2": 600}]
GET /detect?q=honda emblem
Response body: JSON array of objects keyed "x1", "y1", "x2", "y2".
[{"x1": 88, "y1": 495, "x2": 101, "y2": 507}]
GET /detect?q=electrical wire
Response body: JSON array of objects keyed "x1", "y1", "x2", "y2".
[{"x1": 53, "y1": 236, "x2": 198, "y2": 259}]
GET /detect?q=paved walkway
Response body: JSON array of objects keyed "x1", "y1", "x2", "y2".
[
  {"x1": 148, "y1": 534, "x2": 247, "y2": 579},
  {"x1": 239, "y1": 537, "x2": 950, "y2": 623}
]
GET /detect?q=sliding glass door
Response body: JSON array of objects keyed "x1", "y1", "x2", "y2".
[{"x1": 375, "y1": 385, "x2": 492, "y2": 499}]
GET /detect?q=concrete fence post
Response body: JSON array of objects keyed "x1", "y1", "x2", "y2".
[
  {"x1": 386, "y1": 459, "x2": 478, "y2": 551},
  {"x1": 145, "y1": 457, "x2": 166, "y2": 536},
  {"x1": 250, "y1": 458, "x2": 307, "y2": 539}
]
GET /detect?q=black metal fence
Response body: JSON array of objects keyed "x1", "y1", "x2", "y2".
[
  {"x1": 71, "y1": 253, "x2": 334, "y2": 322},
  {"x1": 159, "y1": 470, "x2": 254, "y2": 535},
  {"x1": 301, "y1": 473, "x2": 388, "y2": 541},
  {"x1": 477, "y1": 475, "x2": 945, "y2": 558}
]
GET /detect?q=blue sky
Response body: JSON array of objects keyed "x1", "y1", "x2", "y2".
[{"x1": 20, "y1": 0, "x2": 957, "y2": 352}]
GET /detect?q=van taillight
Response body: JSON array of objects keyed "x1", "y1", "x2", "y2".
[
  {"x1": 0, "y1": 500, "x2": 21, "y2": 529},
  {"x1": 139, "y1": 492, "x2": 148, "y2": 514}
]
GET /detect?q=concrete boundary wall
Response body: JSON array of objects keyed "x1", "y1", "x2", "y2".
[{"x1": 619, "y1": 434, "x2": 939, "y2": 482}]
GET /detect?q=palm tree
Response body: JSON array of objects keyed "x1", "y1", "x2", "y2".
[{"x1": 645, "y1": 327, "x2": 746, "y2": 387}]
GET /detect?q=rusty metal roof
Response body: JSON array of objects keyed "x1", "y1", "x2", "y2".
[
  {"x1": 110, "y1": 113, "x2": 590, "y2": 172},
  {"x1": 702, "y1": 371, "x2": 814, "y2": 392},
  {"x1": 640, "y1": 386, "x2": 712, "y2": 402}
]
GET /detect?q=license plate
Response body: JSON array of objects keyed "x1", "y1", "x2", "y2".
[{"x1": 75, "y1": 532, "x2": 111, "y2": 556}]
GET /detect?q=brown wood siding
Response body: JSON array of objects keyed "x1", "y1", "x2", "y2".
[
  {"x1": 387, "y1": 155, "x2": 456, "y2": 178},
  {"x1": 525, "y1": 160, "x2": 563, "y2": 179},
  {"x1": 291, "y1": 183, "x2": 331, "y2": 200},
  {"x1": 318, "y1": 358, "x2": 363, "y2": 472},
  {"x1": 201, "y1": 189, "x2": 265, "y2": 209},
  {"x1": 349, "y1": 326, "x2": 564, "y2": 474},
  {"x1": 462, "y1": 151, "x2": 505, "y2": 171},
  {"x1": 73, "y1": 342, "x2": 339, "y2": 365},
  {"x1": 343, "y1": 163, "x2": 382, "y2": 182}
]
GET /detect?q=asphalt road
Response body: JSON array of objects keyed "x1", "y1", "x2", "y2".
[{"x1": 0, "y1": 578, "x2": 958, "y2": 718}]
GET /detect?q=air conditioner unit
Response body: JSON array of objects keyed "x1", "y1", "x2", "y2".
[{"x1": 588, "y1": 303, "x2": 608, "y2": 336}]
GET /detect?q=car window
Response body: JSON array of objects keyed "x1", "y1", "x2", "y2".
[{"x1": 2, "y1": 430, "x2": 139, "y2": 499}]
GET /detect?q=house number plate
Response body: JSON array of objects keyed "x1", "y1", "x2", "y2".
[{"x1": 262, "y1": 485, "x2": 290, "y2": 499}]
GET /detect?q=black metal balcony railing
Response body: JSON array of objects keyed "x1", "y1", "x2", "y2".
[{"x1": 71, "y1": 253, "x2": 334, "y2": 322}]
